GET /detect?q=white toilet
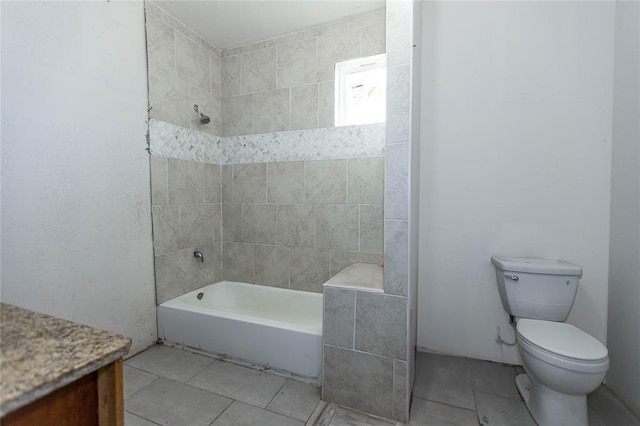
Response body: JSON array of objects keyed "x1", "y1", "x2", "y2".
[{"x1": 491, "y1": 256, "x2": 609, "y2": 426}]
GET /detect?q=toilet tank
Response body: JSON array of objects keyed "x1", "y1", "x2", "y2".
[{"x1": 491, "y1": 256, "x2": 582, "y2": 321}]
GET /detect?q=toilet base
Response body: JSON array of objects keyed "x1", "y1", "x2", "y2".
[{"x1": 516, "y1": 373, "x2": 588, "y2": 426}]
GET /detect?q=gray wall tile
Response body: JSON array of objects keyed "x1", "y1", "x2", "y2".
[
  {"x1": 266, "y1": 31, "x2": 306, "y2": 48},
  {"x1": 144, "y1": 2, "x2": 163, "y2": 19},
  {"x1": 277, "y1": 204, "x2": 316, "y2": 248},
  {"x1": 267, "y1": 162, "x2": 304, "y2": 204},
  {"x1": 254, "y1": 88, "x2": 290, "y2": 133},
  {"x1": 232, "y1": 163, "x2": 267, "y2": 203},
  {"x1": 155, "y1": 249, "x2": 196, "y2": 304},
  {"x1": 150, "y1": 156, "x2": 168, "y2": 205},
  {"x1": 146, "y1": 14, "x2": 176, "y2": 76},
  {"x1": 167, "y1": 158, "x2": 204, "y2": 205},
  {"x1": 323, "y1": 345, "x2": 393, "y2": 419},
  {"x1": 242, "y1": 48, "x2": 276, "y2": 94},
  {"x1": 148, "y1": 68, "x2": 190, "y2": 128},
  {"x1": 386, "y1": 0, "x2": 412, "y2": 67},
  {"x1": 222, "y1": 203, "x2": 241, "y2": 242},
  {"x1": 152, "y1": 205, "x2": 180, "y2": 255},
  {"x1": 221, "y1": 165, "x2": 232, "y2": 203},
  {"x1": 316, "y1": 204, "x2": 359, "y2": 251},
  {"x1": 348, "y1": 157, "x2": 384, "y2": 204},
  {"x1": 290, "y1": 248, "x2": 330, "y2": 293},
  {"x1": 291, "y1": 84, "x2": 319, "y2": 130},
  {"x1": 330, "y1": 251, "x2": 384, "y2": 276},
  {"x1": 254, "y1": 245, "x2": 290, "y2": 288},
  {"x1": 212, "y1": 204, "x2": 221, "y2": 242},
  {"x1": 221, "y1": 55, "x2": 242, "y2": 98},
  {"x1": 204, "y1": 163, "x2": 221, "y2": 203},
  {"x1": 316, "y1": 29, "x2": 361, "y2": 82},
  {"x1": 393, "y1": 360, "x2": 408, "y2": 422},
  {"x1": 175, "y1": 33, "x2": 210, "y2": 91},
  {"x1": 304, "y1": 159, "x2": 347, "y2": 203},
  {"x1": 355, "y1": 292, "x2": 407, "y2": 359},
  {"x1": 385, "y1": 143, "x2": 409, "y2": 220},
  {"x1": 210, "y1": 52, "x2": 221, "y2": 98},
  {"x1": 324, "y1": 287, "x2": 355, "y2": 349},
  {"x1": 361, "y1": 24, "x2": 386, "y2": 57},
  {"x1": 223, "y1": 40, "x2": 267, "y2": 57},
  {"x1": 318, "y1": 80, "x2": 335, "y2": 128},
  {"x1": 222, "y1": 95, "x2": 253, "y2": 136},
  {"x1": 180, "y1": 204, "x2": 214, "y2": 249},
  {"x1": 386, "y1": 65, "x2": 411, "y2": 143},
  {"x1": 306, "y1": 20, "x2": 349, "y2": 39},
  {"x1": 223, "y1": 242, "x2": 254, "y2": 283},
  {"x1": 360, "y1": 205, "x2": 384, "y2": 253},
  {"x1": 277, "y1": 39, "x2": 317, "y2": 88},
  {"x1": 196, "y1": 243, "x2": 222, "y2": 287},
  {"x1": 241, "y1": 204, "x2": 276, "y2": 245},
  {"x1": 349, "y1": 10, "x2": 385, "y2": 29},
  {"x1": 384, "y1": 220, "x2": 408, "y2": 296}
]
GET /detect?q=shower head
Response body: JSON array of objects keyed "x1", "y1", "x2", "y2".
[{"x1": 193, "y1": 104, "x2": 211, "y2": 124}]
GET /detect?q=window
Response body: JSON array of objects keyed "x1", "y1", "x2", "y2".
[{"x1": 335, "y1": 54, "x2": 386, "y2": 126}]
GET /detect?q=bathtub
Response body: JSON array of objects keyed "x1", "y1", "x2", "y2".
[{"x1": 157, "y1": 281, "x2": 323, "y2": 381}]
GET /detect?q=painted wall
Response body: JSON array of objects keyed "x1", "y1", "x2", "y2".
[
  {"x1": 1, "y1": 2, "x2": 156, "y2": 354},
  {"x1": 418, "y1": 1, "x2": 615, "y2": 364},
  {"x1": 607, "y1": 0, "x2": 640, "y2": 417}
]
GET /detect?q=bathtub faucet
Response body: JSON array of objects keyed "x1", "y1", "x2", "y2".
[{"x1": 194, "y1": 250, "x2": 204, "y2": 263}]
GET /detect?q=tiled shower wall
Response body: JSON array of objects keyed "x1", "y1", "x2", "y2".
[
  {"x1": 220, "y1": 10, "x2": 386, "y2": 136},
  {"x1": 321, "y1": 1, "x2": 417, "y2": 423},
  {"x1": 150, "y1": 155, "x2": 383, "y2": 304},
  {"x1": 145, "y1": 1, "x2": 222, "y2": 135},
  {"x1": 221, "y1": 158, "x2": 383, "y2": 292},
  {"x1": 145, "y1": 1, "x2": 388, "y2": 304},
  {"x1": 149, "y1": 157, "x2": 222, "y2": 304}
]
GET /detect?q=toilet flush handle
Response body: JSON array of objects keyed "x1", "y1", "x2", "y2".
[{"x1": 505, "y1": 274, "x2": 519, "y2": 281}]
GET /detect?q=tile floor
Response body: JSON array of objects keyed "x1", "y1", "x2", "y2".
[{"x1": 124, "y1": 345, "x2": 640, "y2": 426}]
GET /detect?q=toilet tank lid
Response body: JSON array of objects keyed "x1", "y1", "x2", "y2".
[{"x1": 491, "y1": 256, "x2": 582, "y2": 276}]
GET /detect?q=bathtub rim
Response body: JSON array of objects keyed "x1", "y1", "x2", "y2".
[{"x1": 158, "y1": 280, "x2": 323, "y2": 336}]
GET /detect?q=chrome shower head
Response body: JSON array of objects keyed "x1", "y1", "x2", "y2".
[{"x1": 193, "y1": 104, "x2": 211, "y2": 124}]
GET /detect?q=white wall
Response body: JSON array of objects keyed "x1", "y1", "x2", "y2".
[
  {"x1": 418, "y1": 1, "x2": 615, "y2": 364},
  {"x1": 1, "y1": 1, "x2": 156, "y2": 354},
  {"x1": 607, "y1": 0, "x2": 640, "y2": 417}
]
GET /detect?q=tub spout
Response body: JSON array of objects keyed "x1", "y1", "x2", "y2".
[{"x1": 194, "y1": 250, "x2": 204, "y2": 263}]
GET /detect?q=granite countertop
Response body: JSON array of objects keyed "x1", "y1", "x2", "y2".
[
  {"x1": 324, "y1": 263, "x2": 384, "y2": 292},
  {"x1": 0, "y1": 303, "x2": 131, "y2": 417}
]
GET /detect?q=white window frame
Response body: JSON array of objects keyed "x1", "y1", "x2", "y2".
[{"x1": 334, "y1": 54, "x2": 387, "y2": 127}]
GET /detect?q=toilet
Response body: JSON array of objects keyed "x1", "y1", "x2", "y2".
[{"x1": 491, "y1": 256, "x2": 609, "y2": 426}]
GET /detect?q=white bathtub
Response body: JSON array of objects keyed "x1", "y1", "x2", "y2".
[{"x1": 157, "y1": 281, "x2": 323, "y2": 381}]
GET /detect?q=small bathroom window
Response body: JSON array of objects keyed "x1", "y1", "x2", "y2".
[{"x1": 334, "y1": 54, "x2": 386, "y2": 126}]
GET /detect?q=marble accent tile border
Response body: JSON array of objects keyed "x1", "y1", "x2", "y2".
[
  {"x1": 149, "y1": 119, "x2": 221, "y2": 164},
  {"x1": 219, "y1": 123, "x2": 385, "y2": 164},
  {"x1": 149, "y1": 119, "x2": 385, "y2": 165}
]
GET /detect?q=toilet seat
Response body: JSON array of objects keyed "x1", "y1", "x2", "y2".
[{"x1": 516, "y1": 319, "x2": 609, "y2": 375}]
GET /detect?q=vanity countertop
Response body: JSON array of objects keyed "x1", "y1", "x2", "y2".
[
  {"x1": 324, "y1": 262, "x2": 384, "y2": 292},
  {"x1": 0, "y1": 303, "x2": 131, "y2": 417}
]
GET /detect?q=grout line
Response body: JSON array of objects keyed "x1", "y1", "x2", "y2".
[{"x1": 352, "y1": 291, "x2": 357, "y2": 350}]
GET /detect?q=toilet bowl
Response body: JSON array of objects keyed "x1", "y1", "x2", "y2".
[
  {"x1": 491, "y1": 256, "x2": 609, "y2": 426},
  {"x1": 515, "y1": 319, "x2": 609, "y2": 426}
]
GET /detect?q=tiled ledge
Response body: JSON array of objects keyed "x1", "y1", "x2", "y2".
[
  {"x1": 148, "y1": 119, "x2": 385, "y2": 165},
  {"x1": 323, "y1": 263, "x2": 384, "y2": 293}
]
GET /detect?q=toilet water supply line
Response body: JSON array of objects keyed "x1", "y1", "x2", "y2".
[{"x1": 496, "y1": 316, "x2": 518, "y2": 346}]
